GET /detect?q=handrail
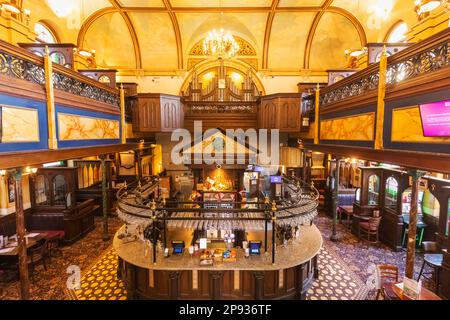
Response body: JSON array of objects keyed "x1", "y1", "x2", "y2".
[
  {"x1": 116, "y1": 174, "x2": 319, "y2": 225},
  {"x1": 0, "y1": 39, "x2": 119, "y2": 107},
  {"x1": 318, "y1": 28, "x2": 450, "y2": 108}
]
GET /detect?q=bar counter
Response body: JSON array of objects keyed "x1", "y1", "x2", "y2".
[{"x1": 115, "y1": 224, "x2": 322, "y2": 300}]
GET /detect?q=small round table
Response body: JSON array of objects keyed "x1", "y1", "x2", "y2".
[{"x1": 418, "y1": 253, "x2": 443, "y2": 292}]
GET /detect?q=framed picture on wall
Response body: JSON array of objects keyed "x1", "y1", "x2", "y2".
[{"x1": 8, "y1": 175, "x2": 15, "y2": 203}]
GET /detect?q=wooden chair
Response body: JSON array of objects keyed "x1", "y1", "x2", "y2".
[
  {"x1": 375, "y1": 264, "x2": 399, "y2": 300},
  {"x1": 27, "y1": 238, "x2": 50, "y2": 277},
  {"x1": 358, "y1": 216, "x2": 382, "y2": 244}
]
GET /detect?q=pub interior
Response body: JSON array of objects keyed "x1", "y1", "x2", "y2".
[{"x1": 0, "y1": 0, "x2": 449, "y2": 302}]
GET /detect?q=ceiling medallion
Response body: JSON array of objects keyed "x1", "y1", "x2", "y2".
[{"x1": 202, "y1": 28, "x2": 240, "y2": 59}]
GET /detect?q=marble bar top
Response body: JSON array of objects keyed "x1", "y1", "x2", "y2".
[{"x1": 113, "y1": 224, "x2": 322, "y2": 271}]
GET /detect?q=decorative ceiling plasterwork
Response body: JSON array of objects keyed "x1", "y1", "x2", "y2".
[
  {"x1": 190, "y1": 36, "x2": 257, "y2": 56},
  {"x1": 22, "y1": 0, "x2": 410, "y2": 73}
]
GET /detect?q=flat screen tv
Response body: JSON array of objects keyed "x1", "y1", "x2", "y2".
[
  {"x1": 419, "y1": 100, "x2": 450, "y2": 137},
  {"x1": 270, "y1": 176, "x2": 282, "y2": 184}
]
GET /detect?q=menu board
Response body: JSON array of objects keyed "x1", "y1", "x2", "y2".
[{"x1": 419, "y1": 100, "x2": 450, "y2": 137}]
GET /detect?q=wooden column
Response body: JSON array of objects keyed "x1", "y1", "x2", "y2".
[
  {"x1": 44, "y1": 46, "x2": 58, "y2": 150},
  {"x1": 253, "y1": 271, "x2": 265, "y2": 300},
  {"x1": 405, "y1": 169, "x2": 427, "y2": 279},
  {"x1": 100, "y1": 155, "x2": 110, "y2": 241},
  {"x1": 314, "y1": 85, "x2": 320, "y2": 145},
  {"x1": 135, "y1": 151, "x2": 143, "y2": 182},
  {"x1": 331, "y1": 157, "x2": 341, "y2": 242},
  {"x1": 210, "y1": 271, "x2": 224, "y2": 300},
  {"x1": 119, "y1": 84, "x2": 126, "y2": 144},
  {"x1": 11, "y1": 169, "x2": 30, "y2": 300},
  {"x1": 168, "y1": 271, "x2": 180, "y2": 300},
  {"x1": 374, "y1": 46, "x2": 388, "y2": 150}
]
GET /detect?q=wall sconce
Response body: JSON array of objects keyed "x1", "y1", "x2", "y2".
[
  {"x1": 302, "y1": 117, "x2": 310, "y2": 127},
  {"x1": 0, "y1": 169, "x2": 6, "y2": 176},
  {"x1": 25, "y1": 166, "x2": 37, "y2": 175},
  {"x1": 415, "y1": 0, "x2": 444, "y2": 19},
  {"x1": 77, "y1": 48, "x2": 95, "y2": 58},
  {"x1": 0, "y1": 1, "x2": 22, "y2": 15}
]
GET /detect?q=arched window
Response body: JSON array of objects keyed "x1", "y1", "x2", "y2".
[
  {"x1": 53, "y1": 175, "x2": 68, "y2": 206},
  {"x1": 34, "y1": 22, "x2": 57, "y2": 44},
  {"x1": 385, "y1": 21, "x2": 408, "y2": 43},
  {"x1": 385, "y1": 177, "x2": 398, "y2": 208},
  {"x1": 368, "y1": 175, "x2": 380, "y2": 205},
  {"x1": 422, "y1": 189, "x2": 440, "y2": 219},
  {"x1": 34, "y1": 175, "x2": 50, "y2": 205}
]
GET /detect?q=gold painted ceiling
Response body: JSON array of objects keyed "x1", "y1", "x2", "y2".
[{"x1": 20, "y1": 0, "x2": 418, "y2": 73}]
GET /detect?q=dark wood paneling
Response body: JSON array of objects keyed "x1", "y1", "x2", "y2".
[
  {"x1": 0, "y1": 143, "x2": 138, "y2": 170},
  {"x1": 304, "y1": 143, "x2": 450, "y2": 174}
]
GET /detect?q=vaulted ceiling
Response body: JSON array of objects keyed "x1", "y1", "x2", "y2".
[{"x1": 22, "y1": 0, "x2": 417, "y2": 73}]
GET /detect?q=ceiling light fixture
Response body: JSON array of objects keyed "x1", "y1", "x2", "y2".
[
  {"x1": 77, "y1": 49, "x2": 95, "y2": 58},
  {"x1": 202, "y1": 0, "x2": 239, "y2": 59},
  {"x1": 416, "y1": 0, "x2": 442, "y2": 13},
  {"x1": 0, "y1": 1, "x2": 21, "y2": 14},
  {"x1": 415, "y1": 0, "x2": 445, "y2": 19},
  {"x1": 203, "y1": 28, "x2": 240, "y2": 58}
]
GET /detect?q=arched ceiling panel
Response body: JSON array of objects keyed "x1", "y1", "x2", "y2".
[
  {"x1": 170, "y1": 0, "x2": 272, "y2": 7},
  {"x1": 309, "y1": 12, "x2": 360, "y2": 69},
  {"x1": 278, "y1": 0, "x2": 324, "y2": 6},
  {"x1": 82, "y1": 12, "x2": 136, "y2": 69},
  {"x1": 268, "y1": 12, "x2": 315, "y2": 70},
  {"x1": 22, "y1": 0, "x2": 112, "y2": 42},
  {"x1": 177, "y1": 13, "x2": 266, "y2": 58},
  {"x1": 331, "y1": 0, "x2": 416, "y2": 42},
  {"x1": 118, "y1": 0, "x2": 164, "y2": 6},
  {"x1": 129, "y1": 12, "x2": 178, "y2": 70}
]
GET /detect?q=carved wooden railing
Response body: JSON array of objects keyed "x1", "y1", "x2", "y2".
[
  {"x1": 385, "y1": 31, "x2": 450, "y2": 86},
  {"x1": 319, "y1": 28, "x2": 450, "y2": 109},
  {"x1": 73, "y1": 160, "x2": 103, "y2": 189},
  {"x1": 184, "y1": 101, "x2": 258, "y2": 114},
  {"x1": 0, "y1": 39, "x2": 120, "y2": 108}
]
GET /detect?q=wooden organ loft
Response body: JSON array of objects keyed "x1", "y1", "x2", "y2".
[
  {"x1": 182, "y1": 60, "x2": 262, "y2": 131},
  {"x1": 126, "y1": 59, "x2": 302, "y2": 134},
  {"x1": 182, "y1": 60, "x2": 260, "y2": 103}
]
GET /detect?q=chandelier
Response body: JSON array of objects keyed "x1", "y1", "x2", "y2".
[{"x1": 202, "y1": 28, "x2": 240, "y2": 59}]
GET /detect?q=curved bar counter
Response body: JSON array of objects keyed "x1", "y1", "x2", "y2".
[
  {"x1": 115, "y1": 176, "x2": 322, "y2": 300},
  {"x1": 115, "y1": 224, "x2": 322, "y2": 300}
]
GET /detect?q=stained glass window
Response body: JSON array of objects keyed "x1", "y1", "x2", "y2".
[{"x1": 34, "y1": 22, "x2": 57, "y2": 44}]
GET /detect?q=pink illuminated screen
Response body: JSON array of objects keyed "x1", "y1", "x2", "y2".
[{"x1": 419, "y1": 100, "x2": 450, "y2": 137}]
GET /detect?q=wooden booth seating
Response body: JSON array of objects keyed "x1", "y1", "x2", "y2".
[{"x1": 28, "y1": 168, "x2": 98, "y2": 244}]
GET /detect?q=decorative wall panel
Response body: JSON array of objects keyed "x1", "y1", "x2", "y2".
[
  {"x1": 1, "y1": 105, "x2": 39, "y2": 142},
  {"x1": 391, "y1": 106, "x2": 450, "y2": 143},
  {"x1": 58, "y1": 113, "x2": 120, "y2": 141},
  {"x1": 320, "y1": 113, "x2": 375, "y2": 141}
]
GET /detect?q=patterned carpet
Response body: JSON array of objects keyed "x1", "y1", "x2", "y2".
[
  {"x1": 66, "y1": 248, "x2": 126, "y2": 300},
  {"x1": 1, "y1": 212, "x2": 434, "y2": 300},
  {"x1": 0, "y1": 216, "x2": 123, "y2": 300},
  {"x1": 314, "y1": 212, "x2": 433, "y2": 299}
]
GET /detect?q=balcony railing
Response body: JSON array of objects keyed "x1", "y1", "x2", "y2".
[
  {"x1": 0, "y1": 40, "x2": 120, "y2": 108},
  {"x1": 319, "y1": 28, "x2": 450, "y2": 108},
  {"x1": 185, "y1": 101, "x2": 258, "y2": 114}
]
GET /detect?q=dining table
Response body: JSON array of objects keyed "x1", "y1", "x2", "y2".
[
  {"x1": 390, "y1": 282, "x2": 442, "y2": 300},
  {"x1": 338, "y1": 205, "x2": 354, "y2": 229},
  {"x1": 0, "y1": 232, "x2": 47, "y2": 256}
]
